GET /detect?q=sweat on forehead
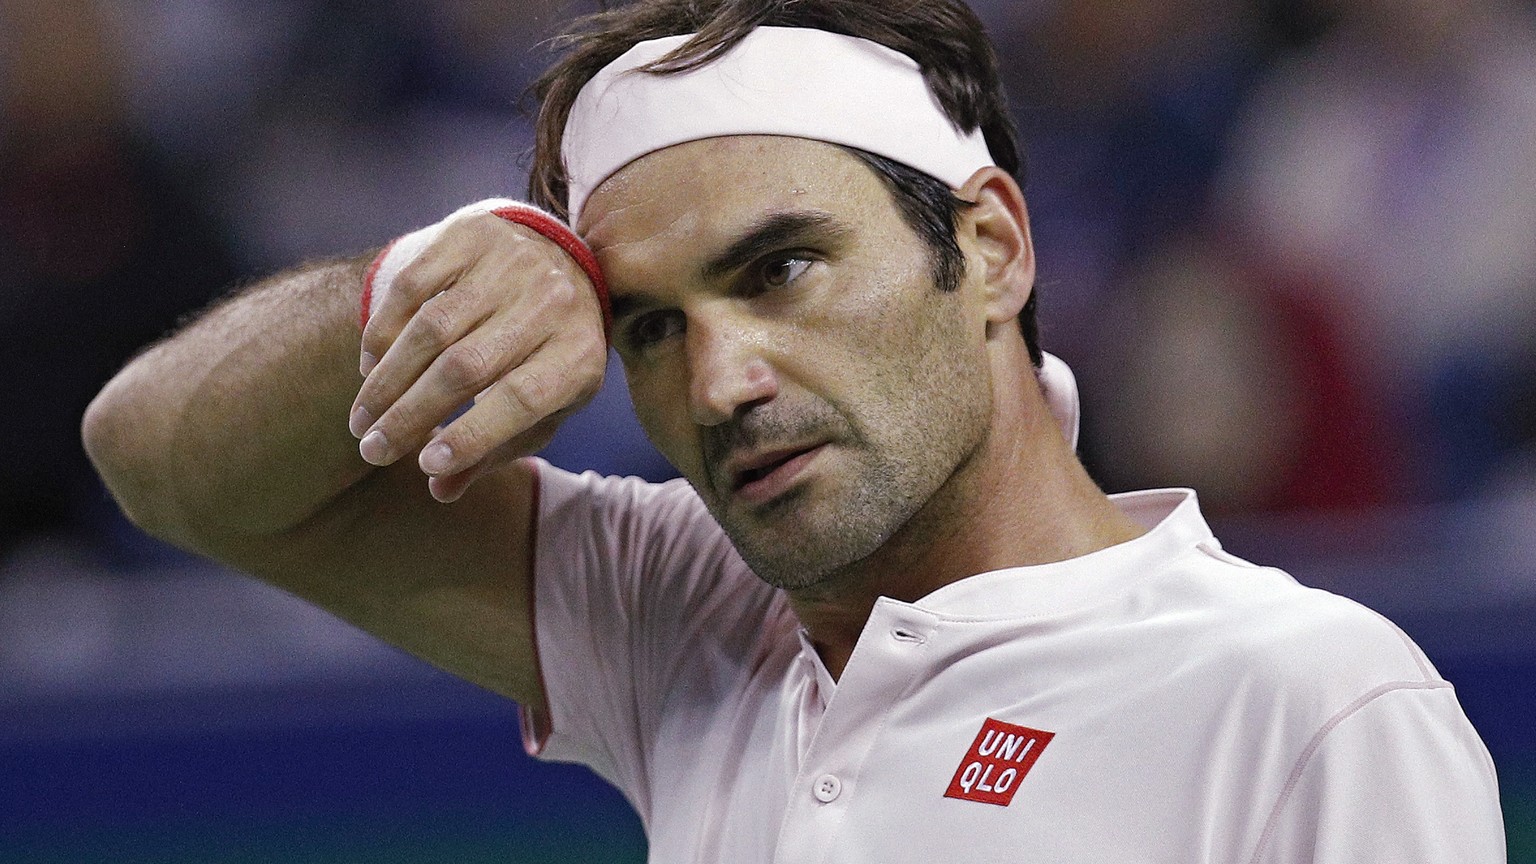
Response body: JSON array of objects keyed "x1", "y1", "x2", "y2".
[{"x1": 561, "y1": 26, "x2": 996, "y2": 225}]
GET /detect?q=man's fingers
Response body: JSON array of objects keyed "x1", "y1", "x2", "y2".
[
  {"x1": 353, "y1": 219, "x2": 598, "y2": 443},
  {"x1": 351, "y1": 286, "x2": 499, "y2": 457},
  {"x1": 417, "y1": 336, "x2": 605, "y2": 479},
  {"x1": 355, "y1": 298, "x2": 601, "y2": 469},
  {"x1": 353, "y1": 262, "x2": 563, "y2": 455},
  {"x1": 359, "y1": 214, "x2": 592, "y2": 374},
  {"x1": 359, "y1": 226, "x2": 479, "y2": 374},
  {"x1": 424, "y1": 415, "x2": 566, "y2": 504},
  {"x1": 355, "y1": 310, "x2": 549, "y2": 465},
  {"x1": 426, "y1": 463, "x2": 487, "y2": 504},
  {"x1": 350, "y1": 209, "x2": 605, "y2": 474}
]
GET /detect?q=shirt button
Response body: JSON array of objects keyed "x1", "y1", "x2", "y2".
[{"x1": 813, "y1": 773, "x2": 842, "y2": 803}]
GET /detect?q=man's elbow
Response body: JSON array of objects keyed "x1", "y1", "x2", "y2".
[{"x1": 81, "y1": 377, "x2": 188, "y2": 544}]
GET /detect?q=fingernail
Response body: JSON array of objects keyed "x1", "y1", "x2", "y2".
[
  {"x1": 420, "y1": 441, "x2": 452, "y2": 475},
  {"x1": 360, "y1": 352, "x2": 378, "y2": 377},
  {"x1": 359, "y1": 430, "x2": 391, "y2": 465},
  {"x1": 349, "y1": 405, "x2": 374, "y2": 439},
  {"x1": 429, "y1": 476, "x2": 462, "y2": 504}
]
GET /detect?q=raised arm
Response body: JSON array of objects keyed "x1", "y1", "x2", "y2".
[{"x1": 81, "y1": 212, "x2": 607, "y2": 704}]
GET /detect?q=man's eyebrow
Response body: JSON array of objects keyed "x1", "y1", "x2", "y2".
[
  {"x1": 609, "y1": 210, "x2": 854, "y2": 325},
  {"x1": 701, "y1": 210, "x2": 852, "y2": 281}
]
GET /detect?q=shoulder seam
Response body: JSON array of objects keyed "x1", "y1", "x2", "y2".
[
  {"x1": 1246, "y1": 679, "x2": 1453, "y2": 864},
  {"x1": 1376, "y1": 609, "x2": 1437, "y2": 680}
]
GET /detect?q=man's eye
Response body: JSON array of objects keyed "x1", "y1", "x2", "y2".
[
  {"x1": 760, "y1": 256, "x2": 813, "y2": 288},
  {"x1": 626, "y1": 311, "x2": 684, "y2": 350}
]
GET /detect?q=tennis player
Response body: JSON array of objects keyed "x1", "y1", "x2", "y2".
[{"x1": 84, "y1": 1, "x2": 1506, "y2": 859}]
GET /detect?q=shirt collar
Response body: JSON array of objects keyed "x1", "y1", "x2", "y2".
[{"x1": 902, "y1": 488, "x2": 1214, "y2": 620}]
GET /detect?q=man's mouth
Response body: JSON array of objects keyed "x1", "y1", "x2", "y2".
[
  {"x1": 735, "y1": 452, "x2": 801, "y2": 488},
  {"x1": 725, "y1": 444, "x2": 826, "y2": 502}
]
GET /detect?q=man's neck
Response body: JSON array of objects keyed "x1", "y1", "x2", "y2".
[{"x1": 788, "y1": 376, "x2": 1146, "y2": 681}]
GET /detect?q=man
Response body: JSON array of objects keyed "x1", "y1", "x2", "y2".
[{"x1": 83, "y1": 0, "x2": 1505, "y2": 860}]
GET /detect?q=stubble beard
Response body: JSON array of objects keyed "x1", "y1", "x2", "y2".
[
  {"x1": 697, "y1": 392, "x2": 979, "y2": 594},
  {"x1": 722, "y1": 455, "x2": 921, "y2": 592}
]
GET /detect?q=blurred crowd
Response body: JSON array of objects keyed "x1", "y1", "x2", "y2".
[{"x1": 2, "y1": 0, "x2": 1534, "y2": 561}]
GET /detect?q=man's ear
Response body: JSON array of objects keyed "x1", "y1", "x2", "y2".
[{"x1": 956, "y1": 167, "x2": 1035, "y2": 324}]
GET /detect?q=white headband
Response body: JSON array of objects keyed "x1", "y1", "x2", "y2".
[{"x1": 562, "y1": 26, "x2": 997, "y2": 224}]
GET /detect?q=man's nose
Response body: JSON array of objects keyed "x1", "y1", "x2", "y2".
[{"x1": 686, "y1": 315, "x2": 780, "y2": 427}]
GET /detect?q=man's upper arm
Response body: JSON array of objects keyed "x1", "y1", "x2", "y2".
[{"x1": 211, "y1": 457, "x2": 545, "y2": 707}]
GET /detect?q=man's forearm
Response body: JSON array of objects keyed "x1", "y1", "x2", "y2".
[
  {"x1": 83, "y1": 254, "x2": 377, "y2": 551},
  {"x1": 81, "y1": 208, "x2": 604, "y2": 705}
]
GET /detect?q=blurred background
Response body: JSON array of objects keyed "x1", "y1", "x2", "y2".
[{"x1": 0, "y1": 0, "x2": 1532, "y2": 860}]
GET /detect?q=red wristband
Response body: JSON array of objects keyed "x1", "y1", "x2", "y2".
[
  {"x1": 490, "y1": 204, "x2": 612, "y2": 341},
  {"x1": 360, "y1": 202, "x2": 611, "y2": 342},
  {"x1": 359, "y1": 238, "x2": 397, "y2": 331}
]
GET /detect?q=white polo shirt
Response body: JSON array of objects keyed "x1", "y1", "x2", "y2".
[{"x1": 521, "y1": 461, "x2": 1505, "y2": 863}]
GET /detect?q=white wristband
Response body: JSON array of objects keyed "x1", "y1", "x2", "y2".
[
  {"x1": 360, "y1": 198, "x2": 611, "y2": 339},
  {"x1": 362, "y1": 198, "x2": 520, "y2": 326}
]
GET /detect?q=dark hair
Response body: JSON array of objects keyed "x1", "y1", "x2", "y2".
[
  {"x1": 527, "y1": 0, "x2": 1041, "y2": 366},
  {"x1": 847, "y1": 150, "x2": 1040, "y2": 365}
]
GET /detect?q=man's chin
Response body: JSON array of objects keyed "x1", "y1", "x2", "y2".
[
  {"x1": 732, "y1": 528, "x2": 884, "y2": 593},
  {"x1": 744, "y1": 558, "x2": 837, "y2": 592},
  {"x1": 702, "y1": 481, "x2": 893, "y2": 590}
]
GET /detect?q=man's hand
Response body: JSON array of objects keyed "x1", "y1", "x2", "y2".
[{"x1": 350, "y1": 212, "x2": 608, "y2": 503}]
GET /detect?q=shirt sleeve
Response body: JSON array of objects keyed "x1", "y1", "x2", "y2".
[
  {"x1": 1251, "y1": 681, "x2": 1506, "y2": 864},
  {"x1": 517, "y1": 459, "x2": 786, "y2": 820}
]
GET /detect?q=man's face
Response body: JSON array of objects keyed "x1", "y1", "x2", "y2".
[{"x1": 579, "y1": 136, "x2": 995, "y2": 590}]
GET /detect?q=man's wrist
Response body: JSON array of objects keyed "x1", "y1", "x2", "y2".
[
  {"x1": 486, "y1": 203, "x2": 611, "y2": 340},
  {"x1": 360, "y1": 199, "x2": 611, "y2": 341}
]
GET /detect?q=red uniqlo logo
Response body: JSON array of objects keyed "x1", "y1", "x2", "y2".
[{"x1": 944, "y1": 718, "x2": 1055, "y2": 806}]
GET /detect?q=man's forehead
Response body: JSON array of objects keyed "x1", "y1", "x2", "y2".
[{"x1": 577, "y1": 135, "x2": 879, "y2": 245}]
